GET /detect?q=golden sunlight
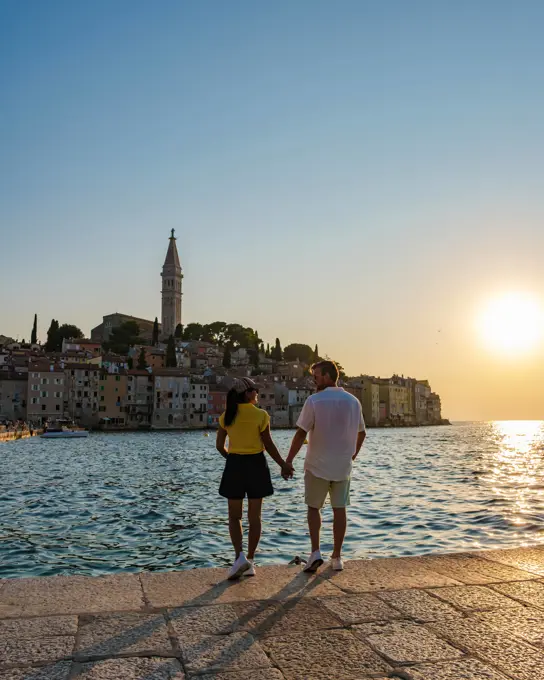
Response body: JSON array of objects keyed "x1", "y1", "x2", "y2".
[{"x1": 478, "y1": 292, "x2": 544, "y2": 355}]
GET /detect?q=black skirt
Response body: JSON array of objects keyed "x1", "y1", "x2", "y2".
[{"x1": 219, "y1": 452, "x2": 274, "y2": 499}]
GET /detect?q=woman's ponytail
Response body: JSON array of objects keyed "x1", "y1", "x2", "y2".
[{"x1": 224, "y1": 388, "x2": 243, "y2": 426}]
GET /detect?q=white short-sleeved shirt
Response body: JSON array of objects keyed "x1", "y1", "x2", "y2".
[{"x1": 296, "y1": 387, "x2": 365, "y2": 482}]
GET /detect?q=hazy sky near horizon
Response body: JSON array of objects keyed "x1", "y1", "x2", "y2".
[{"x1": 2, "y1": 1, "x2": 544, "y2": 420}]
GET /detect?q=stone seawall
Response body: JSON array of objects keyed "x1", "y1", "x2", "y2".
[
  {"x1": 0, "y1": 429, "x2": 42, "y2": 442},
  {"x1": 1, "y1": 546, "x2": 544, "y2": 678}
]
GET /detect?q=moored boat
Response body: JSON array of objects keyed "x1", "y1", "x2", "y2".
[{"x1": 41, "y1": 419, "x2": 89, "y2": 439}]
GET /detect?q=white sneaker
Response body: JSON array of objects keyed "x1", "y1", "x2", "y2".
[
  {"x1": 245, "y1": 560, "x2": 256, "y2": 577},
  {"x1": 227, "y1": 553, "x2": 250, "y2": 580},
  {"x1": 303, "y1": 550, "x2": 324, "y2": 573},
  {"x1": 331, "y1": 557, "x2": 344, "y2": 571}
]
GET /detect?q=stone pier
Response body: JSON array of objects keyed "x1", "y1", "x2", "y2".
[{"x1": 2, "y1": 546, "x2": 544, "y2": 678}]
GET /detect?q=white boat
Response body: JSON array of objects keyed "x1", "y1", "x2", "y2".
[{"x1": 41, "y1": 419, "x2": 89, "y2": 439}]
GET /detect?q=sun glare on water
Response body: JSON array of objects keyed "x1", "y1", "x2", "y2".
[{"x1": 478, "y1": 292, "x2": 544, "y2": 355}]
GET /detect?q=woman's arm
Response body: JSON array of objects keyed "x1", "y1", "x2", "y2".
[
  {"x1": 261, "y1": 426, "x2": 294, "y2": 478},
  {"x1": 216, "y1": 426, "x2": 228, "y2": 458}
]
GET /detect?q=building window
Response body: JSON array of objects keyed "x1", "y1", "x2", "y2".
[
  {"x1": 100, "y1": 396, "x2": 104, "y2": 402},
  {"x1": 41, "y1": 391, "x2": 48, "y2": 398},
  {"x1": 42, "y1": 405, "x2": 46, "y2": 411},
  {"x1": 115, "y1": 376, "x2": 120, "y2": 382}
]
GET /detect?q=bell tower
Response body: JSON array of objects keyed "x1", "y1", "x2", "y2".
[{"x1": 161, "y1": 229, "x2": 183, "y2": 339}]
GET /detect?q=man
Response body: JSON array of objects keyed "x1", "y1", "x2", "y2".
[{"x1": 285, "y1": 360, "x2": 366, "y2": 572}]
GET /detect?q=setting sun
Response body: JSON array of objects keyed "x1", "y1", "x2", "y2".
[{"x1": 478, "y1": 292, "x2": 544, "y2": 355}]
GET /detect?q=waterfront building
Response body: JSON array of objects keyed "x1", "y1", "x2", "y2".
[
  {"x1": 61, "y1": 339, "x2": 102, "y2": 356},
  {"x1": 427, "y1": 392, "x2": 442, "y2": 423},
  {"x1": 0, "y1": 372, "x2": 28, "y2": 421},
  {"x1": 27, "y1": 361, "x2": 67, "y2": 424},
  {"x1": 190, "y1": 379, "x2": 209, "y2": 428},
  {"x1": 64, "y1": 364, "x2": 100, "y2": 427},
  {"x1": 208, "y1": 384, "x2": 229, "y2": 426},
  {"x1": 98, "y1": 370, "x2": 128, "y2": 427},
  {"x1": 415, "y1": 380, "x2": 432, "y2": 424},
  {"x1": 161, "y1": 229, "x2": 183, "y2": 339},
  {"x1": 346, "y1": 376, "x2": 380, "y2": 426},
  {"x1": 153, "y1": 369, "x2": 191, "y2": 428},
  {"x1": 126, "y1": 370, "x2": 154, "y2": 428}
]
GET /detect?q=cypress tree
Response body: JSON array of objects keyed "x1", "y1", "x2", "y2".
[
  {"x1": 137, "y1": 347, "x2": 148, "y2": 370},
  {"x1": 152, "y1": 317, "x2": 159, "y2": 346},
  {"x1": 31, "y1": 314, "x2": 37, "y2": 345},
  {"x1": 165, "y1": 335, "x2": 177, "y2": 367},
  {"x1": 223, "y1": 345, "x2": 232, "y2": 368}
]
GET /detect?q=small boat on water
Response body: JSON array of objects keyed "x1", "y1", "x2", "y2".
[{"x1": 41, "y1": 419, "x2": 89, "y2": 439}]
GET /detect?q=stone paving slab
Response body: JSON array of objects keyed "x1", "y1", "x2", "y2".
[
  {"x1": 429, "y1": 616, "x2": 544, "y2": 680},
  {"x1": 428, "y1": 584, "x2": 523, "y2": 611},
  {"x1": 0, "y1": 616, "x2": 78, "y2": 639},
  {"x1": 491, "y1": 579, "x2": 544, "y2": 608},
  {"x1": 179, "y1": 631, "x2": 271, "y2": 674},
  {"x1": 0, "y1": 575, "x2": 144, "y2": 618},
  {"x1": 0, "y1": 636, "x2": 74, "y2": 671},
  {"x1": 141, "y1": 565, "x2": 341, "y2": 608},
  {"x1": 261, "y1": 628, "x2": 391, "y2": 680},
  {"x1": 74, "y1": 657, "x2": 184, "y2": 678},
  {"x1": 402, "y1": 658, "x2": 511, "y2": 679},
  {"x1": 376, "y1": 588, "x2": 461, "y2": 621},
  {"x1": 472, "y1": 605, "x2": 544, "y2": 646},
  {"x1": 411, "y1": 553, "x2": 541, "y2": 584},
  {"x1": 75, "y1": 612, "x2": 174, "y2": 659},
  {"x1": 194, "y1": 671, "x2": 285, "y2": 680},
  {"x1": 316, "y1": 592, "x2": 403, "y2": 624},
  {"x1": 0, "y1": 662, "x2": 72, "y2": 679},
  {"x1": 320, "y1": 557, "x2": 463, "y2": 593},
  {"x1": 475, "y1": 546, "x2": 544, "y2": 576}
]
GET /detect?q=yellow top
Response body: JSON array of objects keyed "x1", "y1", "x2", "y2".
[{"x1": 219, "y1": 404, "x2": 270, "y2": 454}]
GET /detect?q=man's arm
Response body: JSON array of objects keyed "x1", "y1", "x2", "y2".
[
  {"x1": 261, "y1": 426, "x2": 294, "y2": 478},
  {"x1": 352, "y1": 430, "x2": 366, "y2": 461},
  {"x1": 215, "y1": 426, "x2": 228, "y2": 458},
  {"x1": 286, "y1": 427, "x2": 307, "y2": 466}
]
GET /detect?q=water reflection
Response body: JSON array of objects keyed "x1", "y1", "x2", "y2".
[{"x1": 488, "y1": 421, "x2": 544, "y2": 531}]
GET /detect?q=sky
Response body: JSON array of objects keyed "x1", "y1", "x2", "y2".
[{"x1": 2, "y1": 0, "x2": 544, "y2": 420}]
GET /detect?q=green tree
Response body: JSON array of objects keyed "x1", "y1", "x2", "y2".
[
  {"x1": 265, "y1": 343, "x2": 270, "y2": 358},
  {"x1": 127, "y1": 357, "x2": 134, "y2": 369},
  {"x1": 174, "y1": 323, "x2": 183, "y2": 339},
  {"x1": 182, "y1": 322, "x2": 204, "y2": 341},
  {"x1": 152, "y1": 318, "x2": 159, "y2": 346},
  {"x1": 222, "y1": 344, "x2": 232, "y2": 368},
  {"x1": 45, "y1": 319, "x2": 60, "y2": 352},
  {"x1": 31, "y1": 314, "x2": 37, "y2": 344},
  {"x1": 137, "y1": 347, "x2": 148, "y2": 370},
  {"x1": 165, "y1": 335, "x2": 177, "y2": 367},
  {"x1": 203, "y1": 321, "x2": 228, "y2": 345},
  {"x1": 250, "y1": 339, "x2": 260, "y2": 370},
  {"x1": 271, "y1": 338, "x2": 282, "y2": 361},
  {"x1": 283, "y1": 343, "x2": 313, "y2": 364},
  {"x1": 58, "y1": 324, "x2": 84, "y2": 345},
  {"x1": 104, "y1": 321, "x2": 141, "y2": 355},
  {"x1": 313, "y1": 344, "x2": 319, "y2": 363}
]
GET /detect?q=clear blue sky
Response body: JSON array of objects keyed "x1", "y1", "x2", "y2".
[{"x1": 2, "y1": 1, "x2": 544, "y2": 419}]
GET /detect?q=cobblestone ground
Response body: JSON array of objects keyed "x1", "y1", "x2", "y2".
[{"x1": 2, "y1": 547, "x2": 544, "y2": 678}]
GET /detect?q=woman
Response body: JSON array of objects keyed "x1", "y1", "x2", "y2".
[{"x1": 216, "y1": 377, "x2": 293, "y2": 579}]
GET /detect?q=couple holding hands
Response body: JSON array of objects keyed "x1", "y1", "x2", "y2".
[{"x1": 216, "y1": 360, "x2": 366, "y2": 579}]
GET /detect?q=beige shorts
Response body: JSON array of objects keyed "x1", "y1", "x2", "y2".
[{"x1": 304, "y1": 470, "x2": 351, "y2": 509}]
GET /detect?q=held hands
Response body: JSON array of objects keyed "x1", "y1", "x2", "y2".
[{"x1": 280, "y1": 460, "x2": 295, "y2": 480}]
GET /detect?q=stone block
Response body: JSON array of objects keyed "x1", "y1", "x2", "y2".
[
  {"x1": 317, "y1": 593, "x2": 402, "y2": 624},
  {"x1": 403, "y1": 658, "x2": 511, "y2": 679},
  {"x1": 75, "y1": 657, "x2": 184, "y2": 678},
  {"x1": 261, "y1": 628, "x2": 391, "y2": 680},
  {"x1": 233, "y1": 598, "x2": 341, "y2": 637},
  {"x1": 0, "y1": 636, "x2": 74, "y2": 670},
  {"x1": 492, "y1": 580, "x2": 544, "y2": 608},
  {"x1": 75, "y1": 612, "x2": 173, "y2": 659},
  {"x1": 180, "y1": 632, "x2": 271, "y2": 674},
  {"x1": 429, "y1": 585, "x2": 521, "y2": 611},
  {"x1": 194, "y1": 671, "x2": 284, "y2": 680},
  {"x1": 321, "y1": 557, "x2": 462, "y2": 593},
  {"x1": 412, "y1": 553, "x2": 540, "y2": 584},
  {"x1": 473, "y1": 606, "x2": 544, "y2": 646},
  {"x1": 0, "y1": 575, "x2": 144, "y2": 618},
  {"x1": 354, "y1": 621, "x2": 463, "y2": 665},
  {"x1": 168, "y1": 604, "x2": 241, "y2": 636},
  {"x1": 377, "y1": 588, "x2": 461, "y2": 621},
  {"x1": 0, "y1": 616, "x2": 77, "y2": 638},
  {"x1": 140, "y1": 569, "x2": 224, "y2": 609},
  {"x1": 430, "y1": 617, "x2": 544, "y2": 680},
  {"x1": 0, "y1": 662, "x2": 72, "y2": 679},
  {"x1": 475, "y1": 547, "x2": 544, "y2": 576}
]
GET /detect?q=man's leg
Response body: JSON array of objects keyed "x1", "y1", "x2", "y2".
[
  {"x1": 247, "y1": 498, "x2": 263, "y2": 560},
  {"x1": 307, "y1": 506, "x2": 322, "y2": 553},
  {"x1": 331, "y1": 507, "x2": 347, "y2": 558},
  {"x1": 228, "y1": 499, "x2": 244, "y2": 558},
  {"x1": 330, "y1": 478, "x2": 350, "y2": 560}
]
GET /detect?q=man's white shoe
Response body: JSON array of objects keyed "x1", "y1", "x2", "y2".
[
  {"x1": 245, "y1": 560, "x2": 256, "y2": 577},
  {"x1": 331, "y1": 557, "x2": 344, "y2": 571},
  {"x1": 227, "y1": 553, "x2": 250, "y2": 580},
  {"x1": 303, "y1": 550, "x2": 324, "y2": 573}
]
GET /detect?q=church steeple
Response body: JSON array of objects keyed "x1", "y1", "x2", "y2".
[{"x1": 161, "y1": 230, "x2": 183, "y2": 339}]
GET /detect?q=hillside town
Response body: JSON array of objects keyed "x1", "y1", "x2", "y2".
[{"x1": 1, "y1": 232, "x2": 444, "y2": 431}]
